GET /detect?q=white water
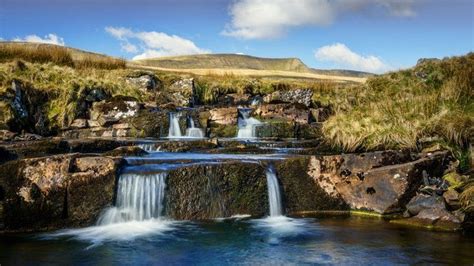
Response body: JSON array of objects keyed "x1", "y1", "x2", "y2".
[
  {"x1": 266, "y1": 166, "x2": 282, "y2": 217},
  {"x1": 185, "y1": 117, "x2": 205, "y2": 138},
  {"x1": 98, "y1": 173, "x2": 167, "y2": 224},
  {"x1": 46, "y1": 172, "x2": 171, "y2": 245},
  {"x1": 237, "y1": 108, "x2": 261, "y2": 139},
  {"x1": 137, "y1": 143, "x2": 161, "y2": 152},
  {"x1": 168, "y1": 112, "x2": 182, "y2": 137}
]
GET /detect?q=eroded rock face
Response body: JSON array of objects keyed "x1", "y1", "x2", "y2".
[
  {"x1": 166, "y1": 162, "x2": 268, "y2": 219},
  {"x1": 308, "y1": 151, "x2": 448, "y2": 214},
  {"x1": 209, "y1": 107, "x2": 238, "y2": 125},
  {"x1": 0, "y1": 154, "x2": 122, "y2": 231},
  {"x1": 275, "y1": 157, "x2": 348, "y2": 214}
]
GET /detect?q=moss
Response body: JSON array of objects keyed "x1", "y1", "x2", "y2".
[
  {"x1": 390, "y1": 218, "x2": 461, "y2": 232},
  {"x1": 443, "y1": 172, "x2": 468, "y2": 190},
  {"x1": 209, "y1": 124, "x2": 237, "y2": 138}
]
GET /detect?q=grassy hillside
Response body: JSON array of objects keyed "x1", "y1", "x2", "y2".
[
  {"x1": 321, "y1": 53, "x2": 473, "y2": 169},
  {"x1": 0, "y1": 42, "x2": 126, "y2": 69},
  {"x1": 134, "y1": 54, "x2": 312, "y2": 72}
]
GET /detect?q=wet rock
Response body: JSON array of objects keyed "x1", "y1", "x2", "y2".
[
  {"x1": 104, "y1": 146, "x2": 148, "y2": 157},
  {"x1": 443, "y1": 188, "x2": 461, "y2": 210},
  {"x1": 275, "y1": 157, "x2": 348, "y2": 214},
  {"x1": 406, "y1": 194, "x2": 445, "y2": 216},
  {"x1": 0, "y1": 130, "x2": 17, "y2": 141},
  {"x1": 255, "y1": 103, "x2": 309, "y2": 124},
  {"x1": 166, "y1": 162, "x2": 268, "y2": 219},
  {"x1": 263, "y1": 89, "x2": 313, "y2": 107},
  {"x1": 70, "y1": 119, "x2": 88, "y2": 129},
  {"x1": 0, "y1": 154, "x2": 122, "y2": 231}
]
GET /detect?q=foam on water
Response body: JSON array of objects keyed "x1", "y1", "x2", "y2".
[{"x1": 237, "y1": 108, "x2": 261, "y2": 139}]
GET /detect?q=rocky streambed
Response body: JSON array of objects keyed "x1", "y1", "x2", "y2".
[{"x1": 0, "y1": 137, "x2": 471, "y2": 234}]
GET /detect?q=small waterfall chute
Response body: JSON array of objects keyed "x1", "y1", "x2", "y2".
[
  {"x1": 98, "y1": 172, "x2": 167, "y2": 225},
  {"x1": 185, "y1": 115, "x2": 205, "y2": 138},
  {"x1": 237, "y1": 108, "x2": 261, "y2": 139},
  {"x1": 265, "y1": 166, "x2": 283, "y2": 217},
  {"x1": 168, "y1": 112, "x2": 183, "y2": 138}
]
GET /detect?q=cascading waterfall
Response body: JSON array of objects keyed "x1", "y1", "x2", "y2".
[
  {"x1": 237, "y1": 108, "x2": 261, "y2": 139},
  {"x1": 97, "y1": 172, "x2": 167, "y2": 225},
  {"x1": 265, "y1": 166, "x2": 282, "y2": 217},
  {"x1": 185, "y1": 116, "x2": 205, "y2": 138},
  {"x1": 168, "y1": 112, "x2": 182, "y2": 138}
]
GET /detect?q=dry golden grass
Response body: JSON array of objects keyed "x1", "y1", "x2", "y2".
[
  {"x1": 128, "y1": 64, "x2": 367, "y2": 83},
  {"x1": 322, "y1": 53, "x2": 474, "y2": 153},
  {"x1": 0, "y1": 42, "x2": 126, "y2": 70}
]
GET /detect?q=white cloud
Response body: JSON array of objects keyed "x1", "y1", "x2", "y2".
[
  {"x1": 12, "y1": 33, "x2": 65, "y2": 46},
  {"x1": 105, "y1": 26, "x2": 210, "y2": 60},
  {"x1": 121, "y1": 42, "x2": 138, "y2": 53},
  {"x1": 314, "y1": 43, "x2": 389, "y2": 73},
  {"x1": 223, "y1": 0, "x2": 416, "y2": 39}
]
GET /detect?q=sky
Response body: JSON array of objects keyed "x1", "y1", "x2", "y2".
[{"x1": 0, "y1": 0, "x2": 473, "y2": 73}]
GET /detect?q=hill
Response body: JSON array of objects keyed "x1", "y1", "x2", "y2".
[{"x1": 134, "y1": 54, "x2": 312, "y2": 72}]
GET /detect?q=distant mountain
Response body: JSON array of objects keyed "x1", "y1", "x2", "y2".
[{"x1": 134, "y1": 54, "x2": 313, "y2": 72}]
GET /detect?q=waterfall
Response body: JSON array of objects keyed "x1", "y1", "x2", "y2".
[
  {"x1": 237, "y1": 108, "x2": 261, "y2": 139},
  {"x1": 97, "y1": 172, "x2": 167, "y2": 224},
  {"x1": 137, "y1": 143, "x2": 160, "y2": 152},
  {"x1": 185, "y1": 116, "x2": 205, "y2": 138},
  {"x1": 168, "y1": 112, "x2": 182, "y2": 138},
  {"x1": 265, "y1": 166, "x2": 282, "y2": 217}
]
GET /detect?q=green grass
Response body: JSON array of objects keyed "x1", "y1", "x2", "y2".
[{"x1": 321, "y1": 53, "x2": 473, "y2": 154}]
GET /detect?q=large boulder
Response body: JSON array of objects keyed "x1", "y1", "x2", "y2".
[
  {"x1": 0, "y1": 154, "x2": 122, "y2": 231},
  {"x1": 393, "y1": 194, "x2": 462, "y2": 231},
  {"x1": 308, "y1": 151, "x2": 449, "y2": 214}
]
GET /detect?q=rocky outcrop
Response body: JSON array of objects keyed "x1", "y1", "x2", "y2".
[
  {"x1": 255, "y1": 103, "x2": 309, "y2": 124},
  {"x1": 209, "y1": 107, "x2": 238, "y2": 125},
  {"x1": 307, "y1": 151, "x2": 448, "y2": 214},
  {"x1": 264, "y1": 88, "x2": 313, "y2": 107},
  {"x1": 166, "y1": 162, "x2": 268, "y2": 219},
  {"x1": 90, "y1": 96, "x2": 143, "y2": 127},
  {"x1": 0, "y1": 80, "x2": 51, "y2": 135},
  {"x1": 126, "y1": 73, "x2": 162, "y2": 92},
  {"x1": 275, "y1": 157, "x2": 348, "y2": 214},
  {"x1": 167, "y1": 78, "x2": 195, "y2": 107},
  {"x1": 0, "y1": 154, "x2": 122, "y2": 231}
]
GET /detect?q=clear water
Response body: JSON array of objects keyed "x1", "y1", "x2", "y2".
[{"x1": 1, "y1": 217, "x2": 473, "y2": 265}]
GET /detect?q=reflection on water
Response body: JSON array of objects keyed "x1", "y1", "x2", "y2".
[{"x1": 1, "y1": 217, "x2": 473, "y2": 265}]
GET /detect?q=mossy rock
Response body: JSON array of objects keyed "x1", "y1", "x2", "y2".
[
  {"x1": 209, "y1": 123, "x2": 237, "y2": 138},
  {"x1": 443, "y1": 172, "x2": 468, "y2": 190}
]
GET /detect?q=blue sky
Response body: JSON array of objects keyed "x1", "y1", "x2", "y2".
[{"x1": 0, "y1": 0, "x2": 473, "y2": 73}]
